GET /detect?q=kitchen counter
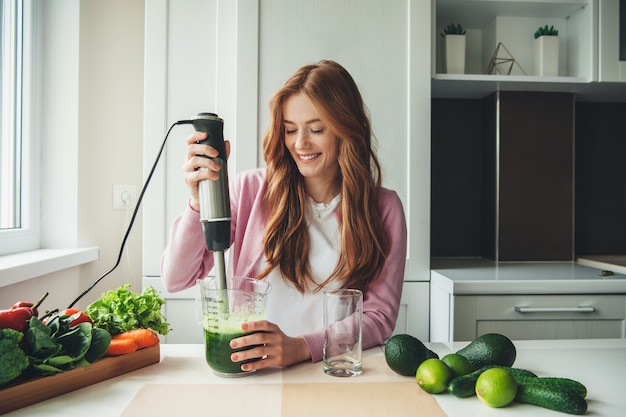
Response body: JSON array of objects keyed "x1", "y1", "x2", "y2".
[
  {"x1": 431, "y1": 258, "x2": 626, "y2": 295},
  {"x1": 578, "y1": 255, "x2": 626, "y2": 276},
  {"x1": 4, "y1": 339, "x2": 626, "y2": 417}
]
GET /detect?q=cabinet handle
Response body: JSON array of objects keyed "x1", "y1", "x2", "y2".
[{"x1": 514, "y1": 306, "x2": 595, "y2": 313}]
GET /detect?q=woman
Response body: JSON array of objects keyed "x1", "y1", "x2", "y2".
[{"x1": 161, "y1": 60, "x2": 407, "y2": 371}]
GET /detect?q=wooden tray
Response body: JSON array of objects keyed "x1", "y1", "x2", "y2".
[{"x1": 0, "y1": 344, "x2": 161, "y2": 415}]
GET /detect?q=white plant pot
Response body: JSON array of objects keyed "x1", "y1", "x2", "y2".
[
  {"x1": 534, "y1": 36, "x2": 559, "y2": 76},
  {"x1": 444, "y1": 35, "x2": 466, "y2": 74}
]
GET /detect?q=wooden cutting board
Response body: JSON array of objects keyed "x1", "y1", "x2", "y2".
[{"x1": 0, "y1": 345, "x2": 160, "y2": 415}]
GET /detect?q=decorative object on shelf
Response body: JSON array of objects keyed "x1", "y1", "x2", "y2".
[
  {"x1": 533, "y1": 25, "x2": 560, "y2": 76},
  {"x1": 534, "y1": 24, "x2": 559, "y2": 39},
  {"x1": 485, "y1": 42, "x2": 528, "y2": 76},
  {"x1": 441, "y1": 23, "x2": 466, "y2": 74}
]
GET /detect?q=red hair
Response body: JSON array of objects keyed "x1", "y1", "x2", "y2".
[{"x1": 258, "y1": 60, "x2": 387, "y2": 292}]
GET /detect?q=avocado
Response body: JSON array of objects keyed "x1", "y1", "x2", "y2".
[
  {"x1": 456, "y1": 333, "x2": 516, "y2": 369},
  {"x1": 384, "y1": 334, "x2": 429, "y2": 376},
  {"x1": 426, "y1": 348, "x2": 439, "y2": 359}
]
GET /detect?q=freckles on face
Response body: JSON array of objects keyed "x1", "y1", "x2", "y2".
[{"x1": 282, "y1": 93, "x2": 339, "y2": 182}]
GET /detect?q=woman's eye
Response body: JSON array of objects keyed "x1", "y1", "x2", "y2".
[
  {"x1": 285, "y1": 128, "x2": 296, "y2": 135},
  {"x1": 311, "y1": 128, "x2": 324, "y2": 134}
]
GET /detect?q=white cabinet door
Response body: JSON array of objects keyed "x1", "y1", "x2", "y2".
[
  {"x1": 394, "y1": 282, "x2": 430, "y2": 341},
  {"x1": 143, "y1": 277, "x2": 203, "y2": 344}
]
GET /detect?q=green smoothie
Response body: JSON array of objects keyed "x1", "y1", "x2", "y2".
[
  {"x1": 203, "y1": 313, "x2": 263, "y2": 375},
  {"x1": 204, "y1": 329, "x2": 254, "y2": 374}
]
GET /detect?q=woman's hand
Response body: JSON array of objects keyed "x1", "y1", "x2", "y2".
[
  {"x1": 229, "y1": 320, "x2": 311, "y2": 371},
  {"x1": 183, "y1": 131, "x2": 231, "y2": 212}
]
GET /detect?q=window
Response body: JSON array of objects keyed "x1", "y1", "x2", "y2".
[{"x1": 0, "y1": 0, "x2": 38, "y2": 256}]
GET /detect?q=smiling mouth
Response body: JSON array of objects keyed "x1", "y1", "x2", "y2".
[{"x1": 299, "y1": 153, "x2": 320, "y2": 161}]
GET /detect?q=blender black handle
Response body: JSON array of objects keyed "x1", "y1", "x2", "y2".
[
  {"x1": 192, "y1": 112, "x2": 231, "y2": 252},
  {"x1": 192, "y1": 112, "x2": 228, "y2": 162}
]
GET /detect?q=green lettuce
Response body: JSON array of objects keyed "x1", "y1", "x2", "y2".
[{"x1": 86, "y1": 284, "x2": 171, "y2": 335}]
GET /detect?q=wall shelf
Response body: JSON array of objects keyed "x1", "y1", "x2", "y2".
[
  {"x1": 433, "y1": 0, "x2": 596, "y2": 98},
  {"x1": 432, "y1": 73, "x2": 589, "y2": 98}
]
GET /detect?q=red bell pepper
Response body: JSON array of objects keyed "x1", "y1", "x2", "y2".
[
  {"x1": 12, "y1": 301, "x2": 38, "y2": 317},
  {"x1": 0, "y1": 292, "x2": 49, "y2": 333}
]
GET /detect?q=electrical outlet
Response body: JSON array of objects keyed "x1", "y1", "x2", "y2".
[{"x1": 113, "y1": 184, "x2": 137, "y2": 210}]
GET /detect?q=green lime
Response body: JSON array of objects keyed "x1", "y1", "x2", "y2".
[
  {"x1": 384, "y1": 334, "x2": 429, "y2": 376},
  {"x1": 441, "y1": 353, "x2": 474, "y2": 377},
  {"x1": 475, "y1": 367, "x2": 518, "y2": 408},
  {"x1": 415, "y1": 358, "x2": 453, "y2": 394}
]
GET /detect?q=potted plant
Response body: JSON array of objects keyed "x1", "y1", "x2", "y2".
[
  {"x1": 533, "y1": 25, "x2": 559, "y2": 76},
  {"x1": 441, "y1": 23, "x2": 466, "y2": 74}
]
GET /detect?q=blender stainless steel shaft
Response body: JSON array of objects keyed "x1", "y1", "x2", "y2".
[{"x1": 192, "y1": 113, "x2": 230, "y2": 293}]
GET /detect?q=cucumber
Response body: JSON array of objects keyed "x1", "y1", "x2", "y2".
[
  {"x1": 516, "y1": 376, "x2": 587, "y2": 399},
  {"x1": 448, "y1": 366, "x2": 492, "y2": 397},
  {"x1": 515, "y1": 377, "x2": 588, "y2": 415},
  {"x1": 447, "y1": 365, "x2": 538, "y2": 398},
  {"x1": 542, "y1": 377, "x2": 587, "y2": 399},
  {"x1": 504, "y1": 367, "x2": 538, "y2": 380}
]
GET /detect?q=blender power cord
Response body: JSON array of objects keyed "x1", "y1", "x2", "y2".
[{"x1": 67, "y1": 119, "x2": 193, "y2": 309}]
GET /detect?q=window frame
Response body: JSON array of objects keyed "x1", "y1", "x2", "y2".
[{"x1": 0, "y1": 0, "x2": 40, "y2": 256}]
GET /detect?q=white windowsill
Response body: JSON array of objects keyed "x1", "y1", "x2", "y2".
[{"x1": 0, "y1": 247, "x2": 100, "y2": 288}]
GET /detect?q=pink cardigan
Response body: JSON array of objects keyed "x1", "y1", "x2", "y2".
[{"x1": 161, "y1": 168, "x2": 408, "y2": 362}]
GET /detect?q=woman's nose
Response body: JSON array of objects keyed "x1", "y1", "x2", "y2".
[{"x1": 294, "y1": 130, "x2": 309, "y2": 149}]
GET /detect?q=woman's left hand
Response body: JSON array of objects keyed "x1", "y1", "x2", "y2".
[{"x1": 229, "y1": 320, "x2": 311, "y2": 371}]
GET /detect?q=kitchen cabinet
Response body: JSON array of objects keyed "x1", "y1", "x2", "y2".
[
  {"x1": 431, "y1": 91, "x2": 577, "y2": 261},
  {"x1": 438, "y1": 293, "x2": 626, "y2": 341},
  {"x1": 432, "y1": 0, "x2": 596, "y2": 98},
  {"x1": 430, "y1": 258, "x2": 626, "y2": 342},
  {"x1": 393, "y1": 282, "x2": 430, "y2": 338},
  {"x1": 143, "y1": 277, "x2": 203, "y2": 344}
]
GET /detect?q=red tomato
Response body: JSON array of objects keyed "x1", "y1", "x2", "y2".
[{"x1": 61, "y1": 308, "x2": 93, "y2": 326}]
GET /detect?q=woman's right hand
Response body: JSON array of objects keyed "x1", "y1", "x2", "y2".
[{"x1": 183, "y1": 131, "x2": 231, "y2": 212}]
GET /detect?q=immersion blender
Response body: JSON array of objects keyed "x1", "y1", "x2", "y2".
[{"x1": 192, "y1": 113, "x2": 231, "y2": 294}]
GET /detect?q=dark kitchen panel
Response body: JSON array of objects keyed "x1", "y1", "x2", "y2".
[
  {"x1": 498, "y1": 91, "x2": 575, "y2": 261},
  {"x1": 575, "y1": 102, "x2": 626, "y2": 255},
  {"x1": 431, "y1": 98, "x2": 483, "y2": 257},
  {"x1": 481, "y1": 93, "x2": 497, "y2": 260}
]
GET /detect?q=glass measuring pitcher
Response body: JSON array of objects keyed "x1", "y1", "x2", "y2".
[{"x1": 197, "y1": 276, "x2": 271, "y2": 377}]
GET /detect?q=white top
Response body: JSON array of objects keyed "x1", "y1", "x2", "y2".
[
  {"x1": 262, "y1": 194, "x2": 342, "y2": 336},
  {"x1": 430, "y1": 258, "x2": 626, "y2": 295}
]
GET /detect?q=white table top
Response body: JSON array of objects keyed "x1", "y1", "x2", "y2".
[
  {"x1": 4, "y1": 338, "x2": 626, "y2": 417},
  {"x1": 431, "y1": 258, "x2": 626, "y2": 294}
]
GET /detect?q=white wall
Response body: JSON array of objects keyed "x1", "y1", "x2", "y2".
[
  {"x1": 75, "y1": 0, "x2": 145, "y2": 308},
  {"x1": 0, "y1": 0, "x2": 145, "y2": 311}
]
